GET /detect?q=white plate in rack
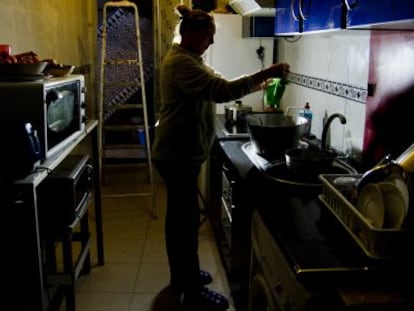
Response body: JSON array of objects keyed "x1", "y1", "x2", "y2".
[
  {"x1": 377, "y1": 182, "x2": 406, "y2": 229},
  {"x1": 385, "y1": 172, "x2": 410, "y2": 216},
  {"x1": 357, "y1": 183, "x2": 385, "y2": 228}
]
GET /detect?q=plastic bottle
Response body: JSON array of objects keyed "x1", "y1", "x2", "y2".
[{"x1": 299, "y1": 102, "x2": 313, "y2": 136}]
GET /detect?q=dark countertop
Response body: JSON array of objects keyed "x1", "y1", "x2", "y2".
[
  {"x1": 215, "y1": 115, "x2": 251, "y2": 141},
  {"x1": 214, "y1": 121, "x2": 414, "y2": 290},
  {"x1": 218, "y1": 140, "x2": 253, "y2": 179}
]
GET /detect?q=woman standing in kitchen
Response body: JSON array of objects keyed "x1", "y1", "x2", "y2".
[{"x1": 152, "y1": 4, "x2": 289, "y2": 311}]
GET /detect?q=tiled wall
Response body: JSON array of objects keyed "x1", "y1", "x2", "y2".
[{"x1": 277, "y1": 31, "x2": 371, "y2": 163}]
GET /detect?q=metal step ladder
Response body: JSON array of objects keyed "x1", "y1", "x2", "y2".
[{"x1": 99, "y1": 0, "x2": 156, "y2": 218}]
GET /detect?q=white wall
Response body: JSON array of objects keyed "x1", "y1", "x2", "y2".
[
  {"x1": 0, "y1": 0, "x2": 98, "y2": 118},
  {"x1": 205, "y1": 14, "x2": 275, "y2": 113},
  {"x1": 277, "y1": 30, "x2": 371, "y2": 162}
]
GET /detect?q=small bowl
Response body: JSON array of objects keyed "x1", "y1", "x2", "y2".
[{"x1": 44, "y1": 65, "x2": 75, "y2": 77}]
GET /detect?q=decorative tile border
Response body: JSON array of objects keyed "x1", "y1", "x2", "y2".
[{"x1": 288, "y1": 72, "x2": 368, "y2": 104}]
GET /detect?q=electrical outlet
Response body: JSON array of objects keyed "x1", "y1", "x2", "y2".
[{"x1": 256, "y1": 46, "x2": 264, "y2": 60}]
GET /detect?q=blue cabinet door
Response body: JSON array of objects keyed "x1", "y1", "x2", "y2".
[
  {"x1": 274, "y1": 0, "x2": 301, "y2": 35},
  {"x1": 346, "y1": 0, "x2": 414, "y2": 28},
  {"x1": 301, "y1": 0, "x2": 343, "y2": 32}
]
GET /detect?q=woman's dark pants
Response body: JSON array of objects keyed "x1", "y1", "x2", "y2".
[{"x1": 154, "y1": 160, "x2": 203, "y2": 296}]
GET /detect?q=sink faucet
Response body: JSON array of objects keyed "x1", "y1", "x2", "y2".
[
  {"x1": 321, "y1": 113, "x2": 347, "y2": 151},
  {"x1": 284, "y1": 106, "x2": 301, "y2": 116}
]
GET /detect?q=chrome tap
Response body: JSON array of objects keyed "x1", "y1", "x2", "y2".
[
  {"x1": 284, "y1": 106, "x2": 301, "y2": 116},
  {"x1": 321, "y1": 113, "x2": 347, "y2": 151}
]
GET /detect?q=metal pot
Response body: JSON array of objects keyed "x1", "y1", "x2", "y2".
[
  {"x1": 224, "y1": 100, "x2": 252, "y2": 125},
  {"x1": 246, "y1": 113, "x2": 308, "y2": 158},
  {"x1": 285, "y1": 148, "x2": 335, "y2": 177},
  {"x1": 284, "y1": 147, "x2": 342, "y2": 181}
]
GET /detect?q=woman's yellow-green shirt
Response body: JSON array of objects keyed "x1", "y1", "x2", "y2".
[{"x1": 152, "y1": 43, "x2": 255, "y2": 164}]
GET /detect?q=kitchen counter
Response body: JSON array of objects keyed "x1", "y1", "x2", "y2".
[
  {"x1": 212, "y1": 123, "x2": 414, "y2": 309},
  {"x1": 215, "y1": 114, "x2": 251, "y2": 141},
  {"x1": 218, "y1": 140, "x2": 254, "y2": 179}
]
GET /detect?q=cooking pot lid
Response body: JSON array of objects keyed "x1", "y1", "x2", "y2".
[{"x1": 225, "y1": 101, "x2": 252, "y2": 112}]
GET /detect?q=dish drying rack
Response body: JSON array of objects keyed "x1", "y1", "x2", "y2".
[{"x1": 319, "y1": 174, "x2": 414, "y2": 259}]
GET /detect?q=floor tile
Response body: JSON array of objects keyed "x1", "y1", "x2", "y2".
[
  {"x1": 146, "y1": 217, "x2": 166, "y2": 240},
  {"x1": 74, "y1": 169, "x2": 237, "y2": 310},
  {"x1": 199, "y1": 237, "x2": 222, "y2": 265},
  {"x1": 130, "y1": 290, "x2": 181, "y2": 311},
  {"x1": 103, "y1": 238, "x2": 145, "y2": 264},
  {"x1": 76, "y1": 292, "x2": 133, "y2": 311},
  {"x1": 105, "y1": 216, "x2": 150, "y2": 240},
  {"x1": 141, "y1": 236, "x2": 168, "y2": 264},
  {"x1": 134, "y1": 263, "x2": 170, "y2": 293},
  {"x1": 78, "y1": 263, "x2": 139, "y2": 292}
]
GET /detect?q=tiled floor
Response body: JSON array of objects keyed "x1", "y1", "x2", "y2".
[{"x1": 74, "y1": 165, "x2": 236, "y2": 311}]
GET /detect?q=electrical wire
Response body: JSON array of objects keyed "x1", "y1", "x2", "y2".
[
  {"x1": 283, "y1": 35, "x2": 302, "y2": 43},
  {"x1": 256, "y1": 40, "x2": 266, "y2": 111},
  {"x1": 256, "y1": 38, "x2": 265, "y2": 69}
]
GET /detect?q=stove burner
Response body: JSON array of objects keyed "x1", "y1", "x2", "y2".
[
  {"x1": 224, "y1": 121, "x2": 249, "y2": 135},
  {"x1": 216, "y1": 116, "x2": 250, "y2": 138},
  {"x1": 241, "y1": 141, "x2": 283, "y2": 171}
]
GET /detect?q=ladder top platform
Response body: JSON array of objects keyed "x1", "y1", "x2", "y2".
[{"x1": 104, "y1": 1, "x2": 137, "y2": 8}]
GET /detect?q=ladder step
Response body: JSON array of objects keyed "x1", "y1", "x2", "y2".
[
  {"x1": 104, "y1": 59, "x2": 140, "y2": 65},
  {"x1": 105, "y1": 1, "x2": 137, "y2": 8},
  {"x1": 103, "y1": 82, "x2": 142, "y2": 88},
  {"x1": 105, "y1": 124, "x2": 143, "y2": 131},
  {"x1": 109, "y1": 104, "x2": 143, "y2": 110},
  {"x1": 104, "y1": 144, "x2": 145, "y2": 149},
  {"x1": 104, "y1": 146, "x2": 147, "y2": 159}
]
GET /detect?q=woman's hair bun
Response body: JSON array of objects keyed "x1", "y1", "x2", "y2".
[
  {"x1": 175, "y1": 4, "x2": 191, "y2": 19},
  {"x1": 174, "y1": 4, "x2": 215, "y2": 34}
]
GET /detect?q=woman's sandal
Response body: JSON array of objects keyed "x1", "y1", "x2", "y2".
[
  {"x1": 183, "y1": 286, "x2": 230, "y2": 311},
  {"x1": 169, "y1": 269, "x2": 213, "y2": 292},
  {"x1": 200, "y1": 269, "x2": 213, "y2": 286}
]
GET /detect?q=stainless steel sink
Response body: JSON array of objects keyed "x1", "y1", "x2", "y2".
[
  {"x1": 262, "y1": 158, "x2": 357, "y2": 198},
  {"x1": 241, "y1": 140, "x2": 357, "y2": 198},
  {"x1": 265, "y1": 158, "x2": 356, "y2": 183}
]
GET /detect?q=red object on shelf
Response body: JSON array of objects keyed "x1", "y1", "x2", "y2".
[{"x1": 0, "y1": 44, "x2": 11, "y2": 58}]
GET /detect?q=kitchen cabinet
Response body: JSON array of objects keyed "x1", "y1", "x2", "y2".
[
  {"x1": 301, "y1": 0, "x2": 343, "y2": 32},
  {"x1": 2, "y1": 120, "x2": 104, "y2": 311},
  {"x1": 208, "y1": 139, "x2": 256, "y2": 311},
  {"x1": 206, "y1": 116, "x2": 253, "y2": 311},
  {"x1": 242, "y1": 16, "x2": 275, "y2": 37},
  {"x1": 274, "y1": 0, "x2": 342, "y2": 35},
  {"x1": 274, "y1": 0, "x2": 302, "y2": 35},
  {"x1": 346, "y1": 0, "x2": 414, "y2": 29}
]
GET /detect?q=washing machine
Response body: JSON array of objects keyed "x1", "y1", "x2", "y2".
[
  {"x1": 248, "y1": 208, "x2": 414, "y2": 311},
  {"x1": 248, "y1": 210, "x2": 312, "y2": 311}
]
